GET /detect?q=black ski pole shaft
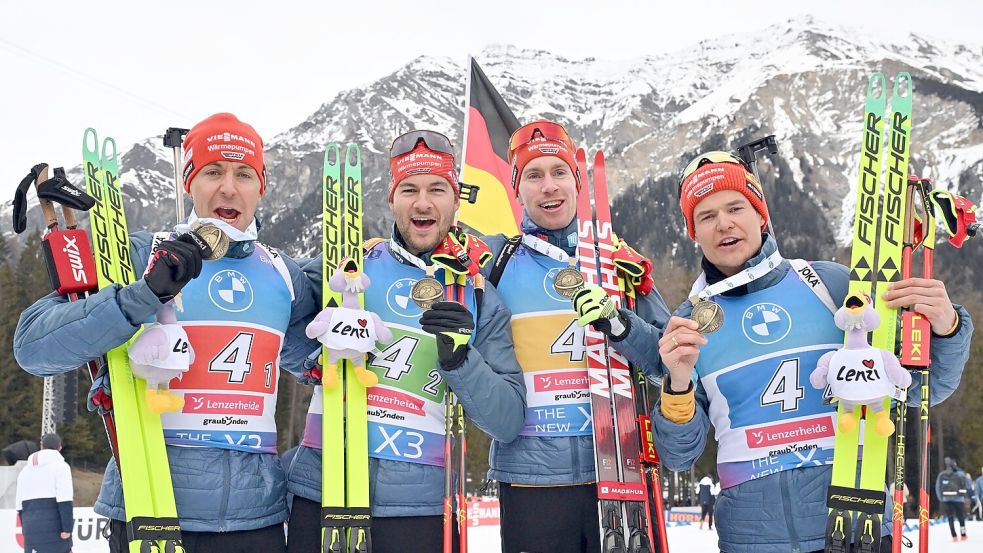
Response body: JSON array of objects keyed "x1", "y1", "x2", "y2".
[{"x1": 736, "y1": 135, "x2": 779, "y2": 238}]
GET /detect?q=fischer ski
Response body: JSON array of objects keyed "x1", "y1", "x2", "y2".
[
  {"x1": 825, "y1": 71, "x2": 912, "y2": 553},
  {"x1": 83, "y1": 128, "x2": 183, "y2": 553},
  {"x1": 320, "y1": 143, "x2": 371, "y2": 553}
]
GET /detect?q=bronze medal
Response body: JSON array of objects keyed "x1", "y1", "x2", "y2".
[
  {"x1": 410, "y1": 277, "x2": 444, "y2": 309},
  {"x1": 191, "y1": 222, "x2": 230, "y2": 261},
  {"x1": 690, "y1": 299, "x2": 724, "y2": 334},
  {"x1": 553, "y1": 266, "x2": 584, "y2": 298}
]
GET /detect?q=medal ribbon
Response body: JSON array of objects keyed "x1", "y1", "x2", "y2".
[{"x1": 689, "y1": 249, "x2": 784, "y2": 302}]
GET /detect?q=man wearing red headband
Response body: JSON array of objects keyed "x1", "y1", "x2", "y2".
[
  {"x1": 578, "y1": 151, "x2": 973, "y2": 552},
  {"x1": 286, "y1": 130, "x2": 526, "y2": 552},
  {"x1": 480, "y1": 119, "x2": 670, "y2": 553},
  {"x1": 15, "y1": 113, "x2": 323, "y2": 552}
]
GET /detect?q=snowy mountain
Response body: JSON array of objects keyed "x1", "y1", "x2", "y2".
[{"x1": 4, "y1": 16, "x2": 982, "y2": 275}]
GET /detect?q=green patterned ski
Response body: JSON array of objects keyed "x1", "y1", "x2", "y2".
[
  {"x1": 83, "y1": 128, "x2": 182, "y2": 553},
  {"x1": 321, "y1": 143, "x2": 371, "y2": 552},
  {"x1": 826, "y1": 72, "x2": 913, "y2": 553}
]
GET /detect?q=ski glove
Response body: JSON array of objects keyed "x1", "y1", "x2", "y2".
[
  {"x1": 144, "y1": 233, "x2": 204, "y2": 303},
  {"x1": 572, "y1": 285, "x2": 628, "y2": 339},
  {"x1": 86, "y1": 360, "x2": 112, "y2": 415},
  {"x1": 298, "y1": 348, "x2": 323, "y2": 385},
  {"x1": 420, "y1": 301, "x2": 474, "y2": 369}
]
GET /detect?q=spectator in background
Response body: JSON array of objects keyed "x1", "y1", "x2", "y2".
[
  {"x1": 697, "y1": 474, "x2": 716, "y2": 531},
  {"x1": 15, "y1": 433, "x2": 74, "y2": 553},
  {"x1": 975, "y1": 467, "x2": 983, "y2": 521},
  {"x1": 935, "y1": 456, "x2": 971, "y2": 542}
]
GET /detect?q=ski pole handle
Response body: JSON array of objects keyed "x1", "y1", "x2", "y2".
[
  {"x1": 164, "y1": 127, "x2": 189, "y2": 224},
  {"x1": 33, "y1": 164, "x2": 60, "y2": 230}
]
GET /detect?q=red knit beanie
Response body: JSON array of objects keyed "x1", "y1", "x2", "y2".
[
  {"x1": 388, "y1": 142, "x2": 459, "y2": 201},
  {"x1": 679, "y1": 161, "x2": 769, "y2": 240},
  {"x1": 509, "y1": 137, "x2": 580, "y2": 195},
  {"x1": 182, "y1": 113, "x2": 266, "y2": 194}
]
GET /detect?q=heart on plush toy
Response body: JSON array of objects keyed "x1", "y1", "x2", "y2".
[
  {"x1": 358, "y1": 319, "x2": 367, "y2": 327},
  {"x1": 862, "y1": 359, "x2": 874, "y2": 369}
]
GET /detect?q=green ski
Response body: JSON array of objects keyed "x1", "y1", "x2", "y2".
[
  {"x1": 826, "y1": 72, "x2": 913, "y2": 553},
  {"x1": 83, "y1": 128, "x2": 183, "y2": 553},
  {"x1": 321, "y1": 143, "x2": 371, "y2": 552}
]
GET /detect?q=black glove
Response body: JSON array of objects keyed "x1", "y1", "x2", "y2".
[
  {"x1": 420, "y1": 301, "x2": 474, "y2": 369},
  {"x1": 144, "y1": 233, "x2": 204, "y2": 303}
]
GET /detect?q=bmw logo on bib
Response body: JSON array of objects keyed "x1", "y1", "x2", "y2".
[
  {"x1": 209, "y1": 270, "x2": 254, "y2": 313},
  {"x1": 742, "y1": 302, "x2": 792, "y2": 345},
  {"x1": 386, "y1": 277, "x2": 425, "y2": 318}
]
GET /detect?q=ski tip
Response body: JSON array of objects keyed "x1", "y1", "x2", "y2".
[
  {"x1": 323, "y1": 143, "x2": 343, "y2": 166},
  {"x1": 344, "y1": 143, "x2": 361, "y2": 167},
  {"x1": 101, "y1": 137, "x2": 118, "y2": 165},
  {"x1": 593, "y1": 150, "x2": 605, "y2": 165},
  {"x1": 867, "y1": 73, "x2": 888, "y2": 99},
  {"x1": 83, "y1": 128, "x2": 99, "y2": 154},
  {"x1": 576, "y1": 148, "x2": 587, "y2": 164},
  {"x1": 893, "y1": 72, "x2": 913, "y2": 98}
]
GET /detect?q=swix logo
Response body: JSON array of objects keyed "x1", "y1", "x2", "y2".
[
  {"x1": 62, "y1": 235, "x2": 89, "y2": 284},
  {"x1": 61, "y1": 185, "x2": 82, "y2": 197},
  {"x1": 221, "y1": 152, "x2": 246, "y2": 161}
]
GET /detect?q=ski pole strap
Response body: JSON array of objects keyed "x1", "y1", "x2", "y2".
[
  {"x1": 322, "y1": 506, "x2": 372, "y2": 527},
  {"x1": 826, "y1": 485, "x2": 886, "y2": 515},
  {"x1": 126, "y1": 516, "x2": 182, "y2": 542},
  {"x1": 13, "y1": 163, "x2": 49, "y2": 233},
  {"x1": 488, "y1": 235, "x2": 522, "y2": 288}
]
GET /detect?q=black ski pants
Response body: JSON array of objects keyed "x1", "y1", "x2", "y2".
[
  {"x1": 286, "y1": 495, "x2": 459, "y2": 553},
  {"x1": 499, "y1": 482, "x2": 601, "y2": 553},
  {"x1": 944, "y1": 500, "x2": 967, "y2": 537}
]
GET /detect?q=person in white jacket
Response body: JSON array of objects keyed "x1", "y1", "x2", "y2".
[{"x1": 15, "y1": 433, "x2": 74, "y2": 553}]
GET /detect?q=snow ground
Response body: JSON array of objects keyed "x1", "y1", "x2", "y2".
[{"x1": 468, "y1": 519, "x2": 983, "y2": 552}]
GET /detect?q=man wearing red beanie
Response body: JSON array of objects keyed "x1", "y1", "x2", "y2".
[
  {"x1": 478, "y1": 119, "x2": 670, "y2": 553},
  {"x1": 287, "y1": 130, "x2": 526, "y2": 552},
  {"x1": 576, "y1": 150, "x2": 973, "y2": 553},
  {"x1": 14, "y1": 112, "x2": 322, "y2": 553}
]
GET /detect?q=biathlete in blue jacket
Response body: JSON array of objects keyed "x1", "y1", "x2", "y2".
[
  {"x1": 285, "y1": 130, "x2": 527, "y2": 553},
  {"x1": 14, "y1": 113, "x2": 322, "y2": 553},
  {"x1": 481, "y1": 120, "x2": 671, "y2": 553},
  {"x1": 574, "y1": 151, "x2": 973, "y2": 553}
]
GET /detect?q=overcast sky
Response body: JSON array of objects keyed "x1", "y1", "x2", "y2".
[{"x1": 2, "y1": 0, "x2": 980, "y2": 199}]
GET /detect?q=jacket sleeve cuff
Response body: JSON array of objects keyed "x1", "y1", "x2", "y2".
[{"x1": 660, "y1": 379, "x2": 695, "y2": 423}]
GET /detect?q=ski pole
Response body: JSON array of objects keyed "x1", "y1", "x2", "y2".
[
  {"x1": 453, "y1": 274, "x2": 470, "y2": 553},
  {"x1": 442, "y1": 268, "x2": 457, "y2": 553},
  {"x1": 896, "y1": 176, "x2": 932, "y2": 553},
  {"x1": 736, "y1": 135, "x2": 779, "y2": 239},
  {"x1": 16, "y1": 163, "x2": 121, "y2": 465},
  {"x1": 163, "y1": 127, "x2": 189, "y2": 223}
]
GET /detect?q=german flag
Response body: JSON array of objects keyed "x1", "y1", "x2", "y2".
[{"x1": 458, "y1": 57, "x2": 522, "y2": 236}]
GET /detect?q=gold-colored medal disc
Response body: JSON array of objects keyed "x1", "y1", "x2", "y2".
[
  {"x1": 410, "y1": 277, "x2": 444, "y2": 309},
  {"x1": 690, "y1": 300, "x2": 724, "y2": 334}
]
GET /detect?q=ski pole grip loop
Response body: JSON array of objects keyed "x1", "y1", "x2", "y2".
[
  {"x1": 321, "y1": 506, "x2": 372, "y2": 528},
  {"x1": 126, "y1": 516, "x2": 183, "y2": 543}
]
